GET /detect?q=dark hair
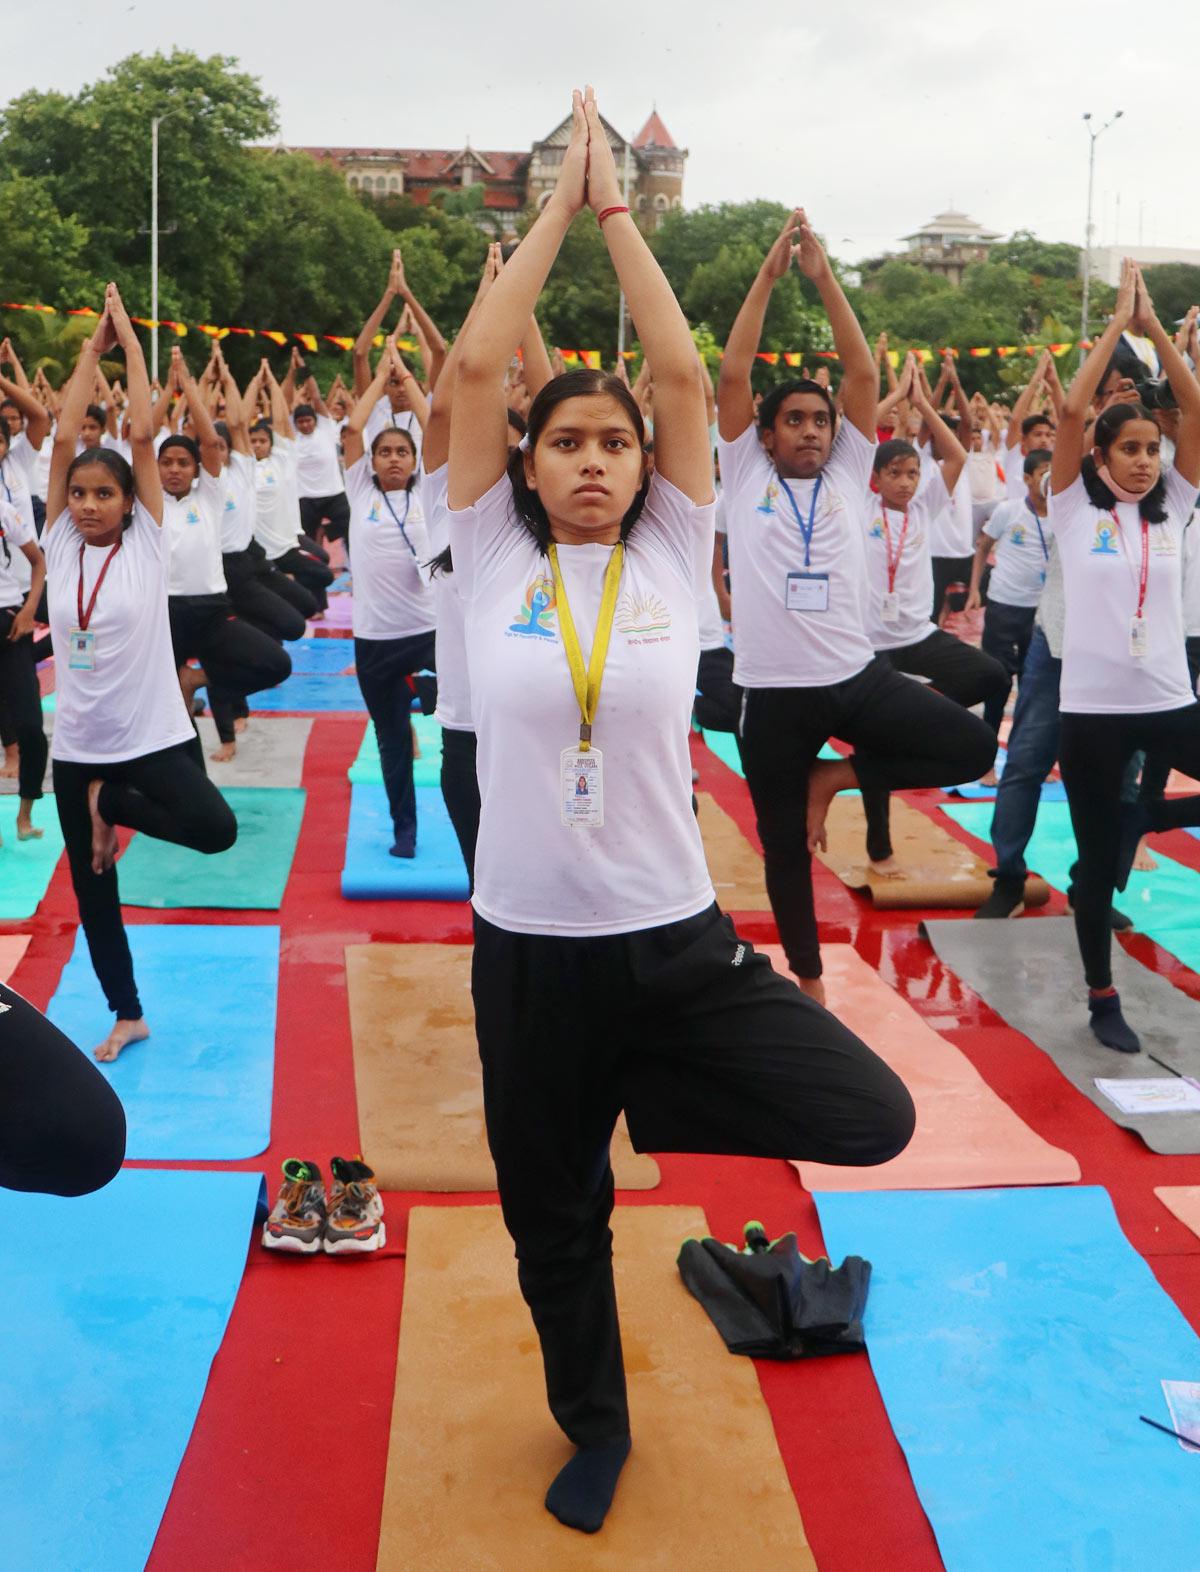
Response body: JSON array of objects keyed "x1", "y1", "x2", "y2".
[
  {"x1": 506, "y1": 407, "x2": 528, "y2": 437},
  {"x1": 250, "y1": 419, "x2": 274, "y2": 448},
  {"x1": 83, "y1": 403, "x2": 106, "y2": 427},
  {"x1": 0, "y1": 397, "x2": 18, "y2": 413},
  {"x1": 370, "y1": 426, "x2": 418, "y2": 491},
  {"x1": 1081, "y1": 402, "x2": 1167, "y2": 522},
  {"x1": 159, "y1": 433, "x2": 201, "y2": 471},
  {"x1": 214, "y1": 420, "x2": 232, "y2": 448},
  {"x1": 65, "y1": 447, "x2": 136, "y2": 528},
  {"x1": 757, "y1": 378, "x2": 837, "y2": 436},
  {"x1": 293, "y1": 403, "x2": 316, "y2": 422},
  {"x1": 505, "y1": 369, "x2": 649, "y2": 551},
  {"x1": 1022, "y1": 412, "x2": 1054, "y2": 438},
  {"x1": 1024, "y1": 447, "x2": 1052, "y2": 476},
  {"x1": 873, "y1": 438, "x2": 918, "y2": 474}
]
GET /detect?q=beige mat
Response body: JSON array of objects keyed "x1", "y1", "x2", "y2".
[
  {"x1": 696, "y1": 792, "x2": 769, "y2": 909},
  {"x1": 816, "y1": 794, "x2": 1049, "y2": 909},
  {"x1": 346, "y1": 943, "x2": 659, "y2": 1192},
  {"x1": 1155, "y1": 1187, "x2": 1200, "y2": 1240},
  {"x1": 378, "y1": 1205, "x2": 814, "y2": 1571}
]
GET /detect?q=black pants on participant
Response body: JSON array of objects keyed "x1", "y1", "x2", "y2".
[
  {"x1": 1060, "y1": 705, "x2": 1200, "y2": 990},
  {"x1": 299, "y1": 492, "x2": 350, "y2": 545},
  {"x1": 221, "y1": 547, "x2": 308, "y2": 644},
  {"x1": 931, "y1": 554, "x2": 973, "y2": 622},
  {"x1": 981, "y1": 598, "x2": 1037, "y2": 734},
  {"x1": 0, "y1": 981, "x2": 126, "y2": 1196},
  {"x1": 440, "y1": 726, "x2": 480, "y2": 888},
  {"x1": 1140, "y1": 638, "x2": 1200, "y2": 802},
  {"x1": 0, "y1": 610, "x2": 48, "y2": 802},
  {"x1": 861, "y1": 631, "x2": 1008, "y2": 862},
  {"x1": 473, "y1": 903, "x2": 915, "y2": 1449},
  {"x1": 54, "y1": 745, "x2": 237, "y2": 1020},
  {"x1": 740, "y1": 658, "x2": 996, "y2": 978},
  {"x1": 169, "y1": 593, "x2": 292, "y2": 744},
  {"x1": 354, "y1": 631, "x2": 437, "y2": 852},
  {"x1": 694, "y1": 644, "x2": 743, "y2": 738},
  {"x1": 274, "y1": 545, "x2": 333, "y2": 614}
]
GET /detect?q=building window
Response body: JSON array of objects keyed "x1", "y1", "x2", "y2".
[
  {"x1": 636, "y1": 193, "x2": 647, "y2": 211},
  {"x1": 388, "y1": 175, "x2": 400, "y2": 192},
  {"x1": 654, "y1": 194, "x2": 669, "y2": 211},
  {"x1": 461, "y1": 161, "x2": 475, "y2": 187},
  {"x1": 348, "y1": 174, "x2": 360, "y2": 189}
]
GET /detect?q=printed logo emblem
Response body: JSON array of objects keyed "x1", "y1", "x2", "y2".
[
  {"x1": 616, "y1": 591, "x2": 671, "y2": 635},
  {"x1": 868, "y1": 517, "x2": 884, "y2": 539},
  {"x1": 1090, "y1": 520, "x2": 1120, "y2": 556},
  {"x1": 1011, "y1": 523, "x2": 1026, "y2": 545},
  {"x1": 508, "y1": 574, "x2": 557, "y2": 638},
  {"x1": 185, "y1": 507, "x2": 200, "y2": 526},
  {"x1": 755, "y1": 481, "x2": 779, "y2": 516}
]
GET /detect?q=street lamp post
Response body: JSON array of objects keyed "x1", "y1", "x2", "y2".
[
  {"x1": 1080, "y1": 109, "x2": 1124, "y2": 344},
  {"x1": 150, "y1": 107, "x2": 186, "y2": 380}
]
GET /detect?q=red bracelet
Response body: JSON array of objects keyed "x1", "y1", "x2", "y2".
[{"x1": 597, "y1": 205, "x2": 630, "y2": 225}]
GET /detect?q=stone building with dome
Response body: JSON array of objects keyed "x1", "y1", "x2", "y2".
[{"x1": 863, "y1": 209, "x2": 1003, "y2": 287}]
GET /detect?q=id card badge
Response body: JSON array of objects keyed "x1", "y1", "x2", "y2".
[
  {"x1": 880, "y1": 590, "x2": 901, "y2": 625},
  {"x1": 785, "y1": 571, "x2": 830, "y2": 613},
  {"x1": 561, "y1": 747, "x2": 604, "y2": 828},
  {"x1": 68, "y1": 629, "x2": 96, "y2": 671},
  {"x1": 1130, "y1": 616, "x2": 1149, "y2": 659}
]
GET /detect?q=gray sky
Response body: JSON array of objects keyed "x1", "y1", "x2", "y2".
[{"x1": 2, "y1": 0, "x2": 1197, "y2": 265}]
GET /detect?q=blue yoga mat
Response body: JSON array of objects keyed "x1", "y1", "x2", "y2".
[
  {"x1": 249, "y1": 673, "x2": 365, "y2": 711},
  {"x1": 47, "y1": 924, "x2": 279, "y2": 1160},
  {"x1": 944, "y1": 745, "x2": 1068, "y2": 802},
  {"x1": 0, "y1": 1168, "x2": 261, "y2": 1572},
  {"x1": 816, "y1": 1187, "x2": 1200, "y2": 1572},
  {"x1": 281, "y1": 636, "x2": 356, "y2": 674},
  {"x1": 341, "y1": 784, "x2": 469, "y2": 900}
]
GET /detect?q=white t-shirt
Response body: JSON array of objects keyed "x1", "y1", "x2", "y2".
[
  {"x1": 0, "y1": 500, "x2": 35, "y2": 606},
  {"x1": 924, "y1": 453, "x2": 974, "y2": 557},
  {"x1": 1052, "y1": 467, "x2": 1198, "y2": 715},
  {"x1": 424, "y1": 461, "x2": 473, "y2": 731},
  {"x1": 1004, "y1": 440, "x2": 1031, "y2": 500},
  {"x1": 254, "y1": 438, "x2": 302, "y2": 559},
  {"x1": 0, "y1": 444, "x2": 35, "y2": 533},
  {"x1": 967, "y1": 449, "x2": 1001, "y2": 503},
  {"x1": 45, "y1": 503, "x2": 195, "y2": 763},
  {"x1": 219, "y1": 451, "x2": 256, "y2": 554},
  {"x1": 1183, "y1": 516, "x2": 1200, "y2": 641},
  {"x1": 290, "y1": 414, "x2": 344, "y2": 499},
  {"x1": 33, "y1": 431, "x2": 53, "y2": 498},
  {"x1": 863, "y1": 484, "x2": 941, "y2": 651},
  {"x1": 983, "y1": 497, "x2": 1053, "y2": 609},
  {"x1": 448, "y1": 469, "x2": 716, "y2": 936},
  {"x1": 345, "y1": 456, "x2": 435, "y2": 641},
  {"x1": 164, "y1": 468, "x2": 226, "y2": 597},
  {"x1": 364, "y1": 399, "x2": 425, "y2": 466},
  {"x1": 717, "y1": 421, "x2": 876, "y2": 688}
]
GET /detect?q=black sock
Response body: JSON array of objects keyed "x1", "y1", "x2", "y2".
[
  {"x1": 545, "y1": 1436, "x2": 631, "y2": 1534},
  {"x1": 1088, "y1": 991, "x2": 1141, "y2": 1054}
]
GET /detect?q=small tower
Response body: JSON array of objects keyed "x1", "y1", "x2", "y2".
[{"x1": 632, "y1": 109, "x2": 686, "y2": 231}]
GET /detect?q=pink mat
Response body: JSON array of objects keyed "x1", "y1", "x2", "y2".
[
  {"x1": 1155, "y1": 1188, "x2": 1200, "y2": 1240},
  {"x1": 763, "y1": 944, "x2": 1080, "y2": 1192},
  {"x1": 0, "y1": 934, "x2": 30, "y2": 982},
  {"x1": 309, "y1": 592, "x2": 354, "y2": 632}
]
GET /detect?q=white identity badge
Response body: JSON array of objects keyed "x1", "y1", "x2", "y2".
[
  {"x1": 880, "y1": 591, "x2": 901, "y2": 625},
  {"x1": 68, "y1": 628, "x2": 96, "y2": 671},
  {"x1": 1129, "y1": 616, "x2": 1148, "y2": 659},
  {"x1": 561, "y1": 747, "x2": 604, "y2": 828},
  {"x1": 785, "y1": 572, "x2": 830, "y2": 613}
]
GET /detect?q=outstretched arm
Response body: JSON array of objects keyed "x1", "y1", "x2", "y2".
[
  {"x1": 1051, "y1": 259, "x2": 1136, "y2": 496},
  {"x1": 717, "y1": 210, "x2": 800, "y2": 442},
  {"x1": 173, "y1": 347, "x2": 223, "y2": 479},
  {"x1": 794, "y1": 215, "x2": 877, "y2": 440},
  {"x1": 106, "y1": 283, "x2": 161, "y2": 519},
  {"x1": 0, "y1": 371, "x2": 49, "y2": 449},
  {"x1": 47, "y1": 332, "x2": 106, "y2": 527},
  {"x1": 394, "y1": 254, "x2": 447, "y2": 390},
  {"x1": 219, "y1": 357, "x2": 252, "y2": 457},
  {"x1": 343, "y1": 338, "x2": 403, "y2": 470},
  {"x1": 520, "y1": 315, "x2": 554, "y2": 403},
  {"x1": 354, "y1": 257, "x2": 400, "y2": 396},
  {"x1": 914, "y1": 368, "x2": 968, "y2": 497},
  {"x1": 1005, "y1": 354, "x2": 1048, "y2": 450}
]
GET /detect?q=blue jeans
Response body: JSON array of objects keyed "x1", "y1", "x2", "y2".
[{"x1": 989, "y1": 627, "x2": 1061, "y2": 880}]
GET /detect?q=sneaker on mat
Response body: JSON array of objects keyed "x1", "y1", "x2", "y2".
[
  {"x1": 324, "y1": 1156, "x2": 386, "y2": 1255},
  {"x1": 974, "y1": 876, "x2": 1026, "y2": 919},
  {"x1": 262, "y1": 1160, "x2": 327, "y2": 1254}
]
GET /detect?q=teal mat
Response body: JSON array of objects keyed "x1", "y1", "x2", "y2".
[
  {"x1": 117, "y1": 787, "x2": 305, "y2": 910},
  {"x1": 700, "y1": 730, "x2": 838, "y2": 778},
  {"x1": 349, "y1": 713, "x2": 443, "y2": 789},
  {"x1": 943, "y1": 798, "x2": 1200, "y2": 971},
  {"x1": 0, "y1": 798, "x2": 64, "y2": 919}
]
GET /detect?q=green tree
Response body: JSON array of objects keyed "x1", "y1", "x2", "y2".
[
  {"x1": 1140, "y1": 263, "x2": 1200, "y2": 325},
  {"x1": 0, "y1": 173, "x2": 100, "y2": 304},
  {"x1": 989, "y1": 230, "x2": 1081, "y2": 281},
  {"x1": 523, "y1": 212, "x2": 620, "y2": 358}
]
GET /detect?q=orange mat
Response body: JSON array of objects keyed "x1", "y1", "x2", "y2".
[
  {"x1": 696, "y1": 792, "x2": 769, "y2": 910},
  {"x1": 345, "y1": 943, "x2": 659, "y2": 1192},
  {"x1": 377, "y1": 1205, "x2": 815, "y2": 1571},
  {"x1": 762, "y1": 944, "x2": 1079, "y2": 1191},
  {"x1": 816, "y1": 794, "x2": 1049, "y2": 909},
  {"x1": 0, "y1": 935, "x2": 30, "y2": 983},
  {"x1": 1155, "y1": 1188, "x2": 1200, "y2": 1239}
]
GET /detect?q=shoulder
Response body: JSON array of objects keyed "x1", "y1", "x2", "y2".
[
  {"x1": 344, "y1": 454, "x2": 373, "y2": 503},
  {"x1": 1164, "y1": 464, "x2": 1200, "y2": 524},
  {"x1": 716, "y1": 424, "x2": 770, "y2": 495},
  {"x1": 826, "y1": 421, "x2": 876, "y2": 490},
  {"x1": 1047, "y1": 474, "x2": 1093, "y2": 531}
]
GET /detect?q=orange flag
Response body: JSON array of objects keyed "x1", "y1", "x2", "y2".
[
  {"x1": 295, "y1": 333, "x2": 318, "y2": 353},
  {"x1": 324, "y1": 334, "x2": 354, "y2": 351},
  {"x1": 259, "y1": 330, "x2": 288, "y2": 347}
]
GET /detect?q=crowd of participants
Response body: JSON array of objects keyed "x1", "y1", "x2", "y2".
[{"x1": 3, "y1": 84, "x2": 1200, "y2": 1535}]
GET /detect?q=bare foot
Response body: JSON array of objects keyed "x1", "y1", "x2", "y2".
[
  {"x1": 797, "y1": 976, "x2": 827, "y2": 1007},
  {"x1": 1132, "y1": 837, "x2": 1157, "y2": 872},
  {"x1": 16, "y1": 806, "x2": 43, "y2": 840},
  {"x1": 210, "y1": 740, "x2": 237, "y2": 764},
  {"x1": 806, "y1": 758, "x2": 856, "y2": 853},
  {"x1": 95, "y1": 1017, "x2": 150, "y2": 1062},
  {"x1": 310, "y1": 611, "x2": 326, "y2": 623},
  {"x1": 177, "y1": 663, "x2": 207, "y2": 704},
  {"x1": 87, "y1": 779, "x2": 119, "y2": 875},
  {"x1": 979, "y1": 769, "x2": 999, "y2": 787},
  {"x1": 234, "y1": 716, "x2": 249, "y2": 735},
  {"x1": 0, "y1": 743, "x2": 17, "y2": 780},
  {"x1": 868, "y1": 855, "x2": 904, "y2": 879}
]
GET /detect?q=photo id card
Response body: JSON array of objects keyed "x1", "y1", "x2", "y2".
[
  {"x1": 561, "y1": 747, "x2": 604, "y2": 828},
  {"x1": 785, "y1": 571, "x2": 830, "y2": 613},
  {"x1": 881, "y1": 590, "x2": 901, "y2": 624},
  {"x1": 1130, "y1": 616, "x2": 1148, "y2": 659},
  {"x1": 68, "y1": 628, "x2": 96, "y2": 671}
]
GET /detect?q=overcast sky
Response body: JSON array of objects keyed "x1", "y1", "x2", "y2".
[{"x1": 2, "y1": 0, "x2": 1196, "y2": 265}]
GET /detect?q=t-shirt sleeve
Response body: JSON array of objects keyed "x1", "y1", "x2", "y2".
[
  {"x1": 715, "y1": 423, "x2": 768, "y2": 510},
  {"x1": 343, "y1": 454, "x2": 373, "y2": 509},
  {"x1": 824, "y1": 421, "x2": 876, "y2": 498},
  {"x1": 130, "y1": 498, "x2": 169, "y2": 582},
  {"x1": 983, "y1": 502, "x2": 1012, "y2": 541},
  {"x1": 446, "y1": 472, "x2": 527, "y2": 602},
  {"x1": 1164, "y1": 464, "x2": 1200, "y2": 527},
  {"x1": 230, "y1": 450, "x2": 254, "y2": 486},
  {"x1": 195, "y1": 467, "x2": 225, "y2": 520},
  {"x1": 640, "y1": 471, "x2": 716, "y2": 593},
  {"x1": 422, "y1": 464, "x2": 450, "y2": 553},
  {"x1": 1047, "y1": 474, "x2": 1091, "y2": 538}
]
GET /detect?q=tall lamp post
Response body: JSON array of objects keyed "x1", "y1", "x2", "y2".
[
  {"x1": 150, "y1": 107, "x2": 186, "y2": 381},
  {"x1": 1080, "y1": 109, "x2": 1124, "y2": 344}
]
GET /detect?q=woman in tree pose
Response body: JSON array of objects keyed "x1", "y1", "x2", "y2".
[{"x1": 448, "y1": 88, "x2": 913, "y2": 1536}]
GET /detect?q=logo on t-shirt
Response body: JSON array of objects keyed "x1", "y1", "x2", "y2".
[
  {"x1": 185, "y1": 506, "x2": 200, "y2": 526},
  {"x1": 1011, "y1": 523, "x2": 1026, "y2": 545},
  {"x1": 507, "y1": 574, "x2": 557, "y2": 638},
  {"x1": 1090, "y1": 520, "x2": 1120, "y2": 556},
  {"x1": 755, "y1": 481, "x2": 779, "y2": 515},
  {"x1": 616, "y1": 591, "x2": 671, "y2": 636}
]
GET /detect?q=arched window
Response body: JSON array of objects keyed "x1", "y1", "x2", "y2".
[
  {"x1": 348, "y1": 174, "x2": 360, "y2": 189},
  {"x1": 388, "y1": 175, "x2": 400, "y2": 192},
  {"x1": 363, "y1": 175, "x2": 376, "y2": 193},
  {"x1": 654, "y1": 193, "x2": 669, "y2": 211},
  {"x1": 635, "y1": 193, "x2": 647, "y2": 211}
]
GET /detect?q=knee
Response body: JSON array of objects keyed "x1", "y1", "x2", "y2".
[
  {"x1": 197, "y1": 799, "x2": 238, "y2": 855},
  {"x1": 961, "y1": 714, "x2": 999, "y2": 778},
  {"x1": 35, "y1": 1093, "x2": 126, "y2": 1197},
  {"x1": 859, "y1": 1073, "x2": 917, "y2": 1166}
]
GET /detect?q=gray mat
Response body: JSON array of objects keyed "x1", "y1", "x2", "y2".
[
  {"x1": 921, "y1": 916, "x2": 1200, "y2": 1154},
  {"x1": 195, "y1": 716, "x2": 313, "y2": 788}
]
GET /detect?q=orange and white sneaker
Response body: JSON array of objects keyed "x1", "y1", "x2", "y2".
[
  {"x1": 324, "y1": 1155, "x2": 386, "y2": 1255},
  {"x1": 261, "y1": 1160, "x2": 327, "y2": 1254}
]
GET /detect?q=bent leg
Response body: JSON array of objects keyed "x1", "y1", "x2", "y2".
[{"x1": 97, "y1": 744, "x2": 237, "y2": 855}]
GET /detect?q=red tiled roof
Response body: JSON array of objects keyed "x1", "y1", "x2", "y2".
[
  {"x1": 294, "y1": 146, "x2": 527, "y2": 181},
  {"x1": 633, "y1": 111, "x2": 676, "y2": 150}
]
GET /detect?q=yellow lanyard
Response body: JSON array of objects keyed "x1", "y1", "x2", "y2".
[{"x1": 547, "y1": 541, "x2": 625, "y2": 751}]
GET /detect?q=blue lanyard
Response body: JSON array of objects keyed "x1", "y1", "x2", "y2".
[
  {"x1": 379, "y1": 487, "x2": 416, "y2": 557},
  {"x1": 778, "y1": 475, "x2": 823, "y2": 568},
  {"x1": 1023, "y1": 497, "x2": 1049, "y2": 560}
]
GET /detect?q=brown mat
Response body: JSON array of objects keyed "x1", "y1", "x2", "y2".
[
  {"x1": 345, "y1": 943, "x2": 659, "y2": 1192},
  {"x1": 378, "y1": 1205, "x2": 814, "y2": 1571},
  {"x1": 696, "y1": 791, "x2": 769, "y2": 909},
  {"x1": 816, "y1": 794, "x2": 1049, "y2": 909}
]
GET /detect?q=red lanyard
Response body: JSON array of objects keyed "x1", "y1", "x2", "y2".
[
  {"x1": 880, "y1": 506, "x2": 910, "y2": 593},
  {"x1": 77, "y1": 539, "x2": 122, "y2": 632},
  {"x1": 1114, "y1": 510, "x2": 1150, "y2": 621}
]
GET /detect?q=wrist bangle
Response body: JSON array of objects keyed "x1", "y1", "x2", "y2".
[{"x1": 597, "y1": 205, "x2": 630, "y2": 225}]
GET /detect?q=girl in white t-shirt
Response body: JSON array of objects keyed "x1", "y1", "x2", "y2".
[
  {"x1": 447, "y1": 88, "x2": 914, "y2": 1537},
  {"x1": 0, "y1": 497, "x2": 47, "y2": 842},
  {"x1": 45, "y1": 285, "x2": 236, "y2": 1064},
  {"x1": 717, "y1": 215, "x2": 995, "y2": 995},
  {"x1": 342, "y1": 339, "x2": 434, "y2": 858},
  {"x1": 1049, "y1": 259, "x2": 1200, "y2": 1054},
  {"x1": 250, "y1": 360, "x2": 333, "y2": 615}
]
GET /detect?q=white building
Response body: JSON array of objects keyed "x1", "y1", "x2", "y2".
[{"x1": 1087, "y1": 244, "x2": 1200, "y2": 285}]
